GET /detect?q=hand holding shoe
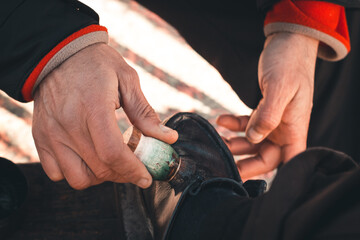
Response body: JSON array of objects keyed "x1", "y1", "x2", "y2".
[{"x1": 217, "y1": 32, "x2": 319, "y2": 179}]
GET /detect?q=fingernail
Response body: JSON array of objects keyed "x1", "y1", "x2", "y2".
[
  {"x1": 247, "y1": 128, "x2": 263, "y2": 142},
  {"x1": 159, "y1": 124, "x2": 178, "y2": 143},
  {"x1": 137, "y1": 178, "x2": 151, "y2": 188}
]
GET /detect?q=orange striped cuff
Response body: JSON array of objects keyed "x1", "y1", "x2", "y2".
[
  {"x1": 264, "y1": 0, "x2": 350, "y2": 61},
  {"x1": 22, "y1": 25, "x2": 108, "y2": 102}
]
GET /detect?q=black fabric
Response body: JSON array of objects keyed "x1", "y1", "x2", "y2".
[
  {"x1": 136, "y1": 0, "x2": 265, "y2": 109},
  {"x1": 241, "y1": 148, "x2": 360, "y2": 240},
  {"x1": 0, "y1": 158, "x2": 27, "y2": 238},
  {"x1": 256, "y1": 0, "x2": 360, "y2": 11},
  {"x1": 257, "y1": 0, "x2": 281, "y2": 12},
  {"x1": 164, "y1": 179, "x2": 251, "y2": 240},
  {"x1": 164, "y1": 148, "x2": 360, "y2": 240},
  {"x1": 136, "y1": 1, "x2": 360, "y2": 161},
  {"x1": 243, "y1": 179, "x2": 267, "y2": 198},
  {"x1": 0, "y1": 0, "x2": 99, "y2": 101},
  {"x1": 309, "y1": 9, "x2": 360, "y2": 161}
]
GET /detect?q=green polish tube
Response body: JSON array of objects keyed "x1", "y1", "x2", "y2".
[{"x1": 124, "y1": 126, "x2": 181, "y2": 181}]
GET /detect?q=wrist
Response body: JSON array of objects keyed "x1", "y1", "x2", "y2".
[
  {"x1": 264, "y1": 0, "x2": 350, "y2": 61},
  {"x1": 266, "y1": 32, "x2": 319, "y2": 51},
  {"x1": 22, "y1": 25, "x2": 108, "y2": 102},
  {"x1": 261, "y1": 32, "x2": 318, "y2": 87}
]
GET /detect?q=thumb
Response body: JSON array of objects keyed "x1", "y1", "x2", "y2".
[
  {"x1": 246, "y1": 92, "x2": 290, "y2": 144},
  {"x1": 121, "y1": 73, "x2": 178, "y2": 144}
]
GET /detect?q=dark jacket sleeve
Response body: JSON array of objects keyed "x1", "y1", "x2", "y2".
[
  {"x1": 257, "y1": 0, "x2": 360, "y2": 11},
  {"x1": 0, "y1": 0, "x2": 99, "y2": 102}
]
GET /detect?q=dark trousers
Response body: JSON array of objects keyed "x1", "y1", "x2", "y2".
[
  {"x1": 165, "y1": 148, "x2": 360, "y2": 240},
  {"x1": 136, "y1": 0, "x2": 360, "y2": 161}
]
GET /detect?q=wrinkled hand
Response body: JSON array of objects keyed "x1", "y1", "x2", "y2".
[
  {"x1": 217, "y1": 32, "x2": 319, "y2": 179},
  {"x1": 32, "y1": 43, "x2": 178, "y2": 189}
]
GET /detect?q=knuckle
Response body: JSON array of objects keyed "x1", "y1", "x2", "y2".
[
  {"x1": 123, "y1": 67, "x2": 140, "y2": 84},
  {"x1": 133, "y1": 104, "x2": 157, "y2": 126},
  {"x1": 93, "y1": 168, "x2": 113, "y2": 180},
  {"x1": 141, "y1": 104, "x2": 156, "y2": 119},
  {"x1": 256, "y1": 114, "x2": 280, "y2": 131},
  {"x1": 263, "y1": 158, "x2": 278, "y2": 171},
  {"x1": 120, "y1": 165, "x2": 140, "y2": 181},
  {"x1": 262, "y1": 145, "x2": 281, "y2": 171},
  {"x1": 98, "y1": 148, "x2": 121, "y2": 165},
  {"x1": 118, "y1": 67, "x2": 141, "y2": 103},
  {"x1": 47, "y1": 172, "x2": 64, "y2": 182},
  {"x1": 86, "y1": 108, "x2": 107, "y2": 127},
  {"x1": 68, "y1": 176, "x2": 92, "y2": 190}
]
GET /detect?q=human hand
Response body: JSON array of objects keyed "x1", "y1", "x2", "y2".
[
  {"x1": 217, "y1": 115, "x2": 281, "y2": 180},
  {"x1": 32, "y1": 43, "x2": 178, "y2": 190},
  {"x1": 217, "y1": 32, "x2": 318, "y2": 179}
]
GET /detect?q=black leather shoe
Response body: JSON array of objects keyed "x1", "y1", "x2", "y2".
[
  {"x1": 141, "y1": 112, "x2": 245, "y2": 239},
  {"x1": 164, "y1": 178, "x2": 250, "y2": 240}
]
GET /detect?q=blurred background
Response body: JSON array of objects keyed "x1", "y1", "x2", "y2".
[{"x1": 0, "y1": 0, "x2": 254, "y2": 170}]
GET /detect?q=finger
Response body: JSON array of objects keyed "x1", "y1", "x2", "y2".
[
  {"x1": 86, "y1": 108, "x2": 153, "y2": 188},
  {"x1": 52, "y1": 143, "x2": 99, "y2": 190},
  {"x1": 216, "y1": 115, "x2": 249, "y2": 132},
  {"x1": 282, "y1": 143, "x2": 304, "y2": 163},
  {"x1": 225, "y1": 136, "x2": 259, "y2": 155},
  {"x1": 65, "y1": 127, "x2": 127, "y2": 184},
  {"x1": 245, "y1": 88, "x2": 292, "y2": 143},
  {"x1": 35, "y1": 145, "x2": 64, "y2": 182},
  {"x1": 119, "y1": 67, "x2": 178, "y2": 144},
  {"x1": 236, "y1": 141, "x2": 281, "y2": 180}
]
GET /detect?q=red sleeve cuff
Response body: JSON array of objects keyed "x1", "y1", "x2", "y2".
[
  {"x1": 21, "y1": 25, "x2": 108, "y2": 102},
  {"x1": 264, "y1": 0, "x2": 350, "y2": 61}
]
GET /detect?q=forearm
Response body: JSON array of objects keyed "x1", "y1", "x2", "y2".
[{"x1": 0, "y1": 0, "x2": 107, "y2": 102}]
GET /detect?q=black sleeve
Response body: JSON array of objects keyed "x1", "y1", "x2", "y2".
[
  {"x1": 257, "y1": 0, "x2": 360, "y2": 11},
  {"x1": 0, "y1": 0, "x2": 99, "y2": 102}
]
